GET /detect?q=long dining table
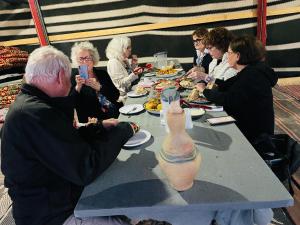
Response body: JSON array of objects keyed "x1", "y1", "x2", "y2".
[{"x1": 74, "y1": 72, "x2": 293, "y2": 225}]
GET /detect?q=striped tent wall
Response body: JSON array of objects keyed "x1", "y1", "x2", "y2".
[{"x1": 0, "y1": 0, "x2": 300, "y2": 77}]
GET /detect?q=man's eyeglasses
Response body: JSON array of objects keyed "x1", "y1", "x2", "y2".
[
  {"x1": 193, "y1": 39, "x2": 203, "y2": 44},
  {"x1": 78, "y1": 57, "x2": 93, "y2": 63}
]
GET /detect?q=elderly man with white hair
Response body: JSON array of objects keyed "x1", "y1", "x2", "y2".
[
  {"x1": 106, "y1": 36, "x2": 143, "y2": 103},
  {"x1": 0, "y1": 46, "x2": 138, "y2": 225}
]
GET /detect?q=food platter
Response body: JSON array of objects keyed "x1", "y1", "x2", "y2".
[
  {"x1": 127, "y1": 86, "x2": 148, "y2": 98},
  {"x1": 179, "y1": 79, "x2": 195, "y2": 89},
  {"x1": 154, "y1": 79, "x2": 179, "y2": 91},
  {"x1": 127, "y1": 90, "x2": 148, "y2": 98},
  {"x1": 143, "y1": 99, "x2": 161, "y2": 115},
  {"x1": 0, "y1": 83, "x2": 21, "y2": 108},
  {"x1": 183, "y1": 88, "x2": 210, "y2": 104},
  {"x1": 155, "y1": 68, "x2": 183, "y2": 78}
]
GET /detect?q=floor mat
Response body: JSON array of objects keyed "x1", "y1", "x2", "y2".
[
  {"x1": 273, "y1": 88, "x2": 300, "y2": 142},
  {"x1": 271, "y1": 208, "x2": 294, "y2": 225},
  {"x1": 0, "y1": 185, "x2": 13, "y2": 225},
  {"x1": 276, "y1": 85, "x2": 300, "y2": 101}
]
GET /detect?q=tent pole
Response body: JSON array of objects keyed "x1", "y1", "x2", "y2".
[
  {"x1": 28, "y1": 0, "x2": 50, "y2": 46},
  {"x1": 257, "y1": 0, "x2": 267, "y2": 46}
]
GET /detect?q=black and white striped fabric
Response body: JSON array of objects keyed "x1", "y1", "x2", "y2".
[{"x1": 0, "y1": 0, "x2": 299, "y2": 77}]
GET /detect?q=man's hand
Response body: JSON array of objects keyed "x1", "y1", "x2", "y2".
[
  {"x1": 75, "y1": 75, "x2": 86, "y2": 92},
  {"x1": 102, "y1": 118, "x2": 119, "y2": 129},
  {"x1": 85, "y1": 78, "x2": 101, "y2": 92}
]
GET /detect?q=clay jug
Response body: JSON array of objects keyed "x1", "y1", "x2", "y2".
[{"x1": 157, "y1": 101, "x2": 201, "y2": 191}]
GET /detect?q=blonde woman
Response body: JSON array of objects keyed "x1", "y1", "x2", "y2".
[
  {"x1": 191, "y1": 27, "x2": 212, "y2": 73},
  {"x1": 106, "y1": 36, "x2": 143, "y2": 103}
]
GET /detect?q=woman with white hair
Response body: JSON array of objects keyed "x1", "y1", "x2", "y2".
[
  {"x1": 106, "y1": 36, "x2": 143, "y2": 102},
  {"x1": 71, "y1": 41, "x2": 122, "y2": 122}
]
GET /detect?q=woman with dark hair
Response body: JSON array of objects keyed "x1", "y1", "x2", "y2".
[
  {"x1": 189, "y1": 27, "x2": 212, "y2": 74},
  {"x1": 196, "y1": 35, "x2": 278, "y2": 144},
  {"x1": 187, "y1": 27, "x2": 237, "y2": 84}
]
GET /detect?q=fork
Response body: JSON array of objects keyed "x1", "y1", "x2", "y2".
[
  {"x1": 126, "y1": 106, "x2": 137, "y2": 114},
  {"x1": 127, "y1": 106, "x2": 137, "y2": 118}
]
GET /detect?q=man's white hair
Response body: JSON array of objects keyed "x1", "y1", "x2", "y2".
[
  {"x1": 25, "y1": 46, "x2": 71, "y2": 84},
  {"x1": 105, "y1": 36, "x2": 131, "y2": 61},
  {"x1": 71, "y1": 41, "x2": 100, "y2": 67}
]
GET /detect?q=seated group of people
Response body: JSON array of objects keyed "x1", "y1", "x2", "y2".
[
  {"x1": 0, "y1": 26, "x2": 277, "y2": 225},
  {"x1": 188, "y1": 27, "x2": 277, "y2": 156}
]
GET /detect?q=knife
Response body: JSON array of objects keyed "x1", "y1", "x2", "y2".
[{"x1": 180, "y1": 99, "x2": 212, "y2": 109}]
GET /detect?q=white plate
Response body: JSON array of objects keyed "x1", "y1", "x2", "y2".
[
  {"x1": 119, "y1": 104, "x2": 144, "y2": 115},
  {"x1": 127, "y1": 90, "x2": 148, "y2": 98},
  {"x1": 190, "y1": 108, "x2": 205, "y2": 118},
  {"x1": 191, "y1": 98, "x2": 210, "y2": 104},
  {"x1": 146, "y1": 109, "x2": 161, "y2": 115},
  {"x1": 155, "y1": 72, "x2": 178, "y2": 78},
  {"x1": 124, "y1": 129, "x2": 152, "y2": 147},
  {"x1": 138, "y1": 81, "x2": 155, "y2": 88},
  {"x1": 144, "y1": 72, "x2": 156, "y2": 77},
  {"x1": 206, "y1": 106, "x2": 224, "y2": 112}
]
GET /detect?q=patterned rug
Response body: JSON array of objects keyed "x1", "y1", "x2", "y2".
[
  {"x1": 273, "y1": 87, "x2": 300, "y2": 142},
  {"x1": 0, "y1": 174, "x2": 14, "y2": 225},
  {"x1": 276, "y1": 85, "x2": 300, "y2": 101}
]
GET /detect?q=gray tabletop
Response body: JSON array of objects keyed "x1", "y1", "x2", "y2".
[{"x1": 75, "y1": 92, "x2": 293, "y2": 223}]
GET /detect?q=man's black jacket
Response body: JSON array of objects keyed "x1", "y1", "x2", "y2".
[{"x1": 1, "y1": 84, "x2": 133, "y2": 225}]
